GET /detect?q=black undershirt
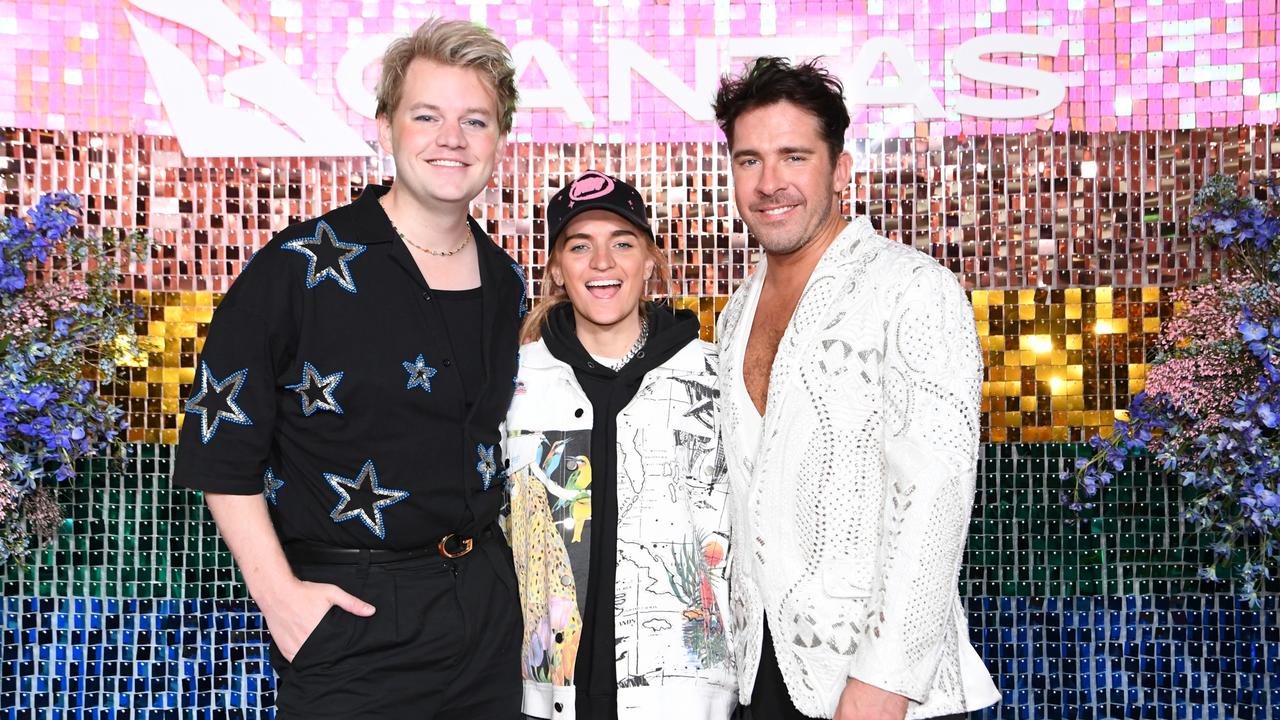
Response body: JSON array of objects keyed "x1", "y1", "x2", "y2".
[{"x1": 432, "y1": 286, "x2": 484, "y2": 409}]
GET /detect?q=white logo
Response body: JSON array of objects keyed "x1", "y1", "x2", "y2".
[
  {"x1": 334, "y1": 32, "x2": 1067, "y2": 128},
  {"x1": 125, "y1": 0, "x2": 373, "y2": 157},
  {"x1": 126, "y1": 0, "x2": 1068, "y2": 156}
]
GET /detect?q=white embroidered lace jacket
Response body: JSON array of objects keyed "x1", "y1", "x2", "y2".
[{"x1": 717, "y1": 218, "x2": 1001, "y2": 718}]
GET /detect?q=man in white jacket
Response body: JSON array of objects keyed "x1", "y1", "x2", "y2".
[{"x1": 711, "y1": 57, "x2": 1001, "y2": 720}]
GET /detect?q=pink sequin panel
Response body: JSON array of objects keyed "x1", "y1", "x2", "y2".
[{"x1": 1, "y1": 0, "x2": 1275, "y2": 145}]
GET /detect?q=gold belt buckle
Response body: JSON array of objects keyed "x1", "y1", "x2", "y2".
[{"x1": 437, "y1": 533, "x2": 474, "y2": 559}]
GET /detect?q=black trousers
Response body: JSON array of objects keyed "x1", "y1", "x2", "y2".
[
  {"x1": 747, "y1": 619, "x2": 968, "y2": 720},
  {"x1": 269, "y1": 537, "x2": 523, "y2": 719}
]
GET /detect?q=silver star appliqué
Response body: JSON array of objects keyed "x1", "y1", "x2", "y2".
[
  {"x1": 402, "y1": 353, "x2": 438, "y2": 392},
  {"x1": 476, "y1": 443, "x2": 498, "y2": 491},
  {"x1": 263, "y1": 468, "x2": 284, "y2": 506},
  {"x1": 510, "y1": 262, "x2": 528, "y2": 318},
  {"x1": 325, "y1": 459, "x2": 409, "y2": 540},
  {"x1": 287, "y1": 362, "x2": 344, "y2": 416},
  {"x1": 283, "y1": 220, "x2": 366, "y2": 293},
  {"x1": 184, "y1": 361, "x2": 252, "y2": 444}
]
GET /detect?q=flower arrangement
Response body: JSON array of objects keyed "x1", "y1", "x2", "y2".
[
  {"x1": 0, "y1": 192, "x2": 147, "y2": 565},
  {"x1": 1066, "y1": 174, "x2": 1280, "y2": 606}
]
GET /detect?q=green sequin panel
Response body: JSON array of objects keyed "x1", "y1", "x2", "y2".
[
  {"x1": 3, "y1": 442, "x2": 1247, "y2": 599},
  {"x1": 3, "y1": 446, "x2": 245, "y2": 600}
]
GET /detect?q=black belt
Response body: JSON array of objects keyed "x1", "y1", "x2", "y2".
[{"x1": 285, "y1": 526, "x2": 496, "y2": 565}]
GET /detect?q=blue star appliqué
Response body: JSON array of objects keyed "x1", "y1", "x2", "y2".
[
  {"x1": 403, "y1": 353, "x2": 438, "y2": 392},
  {"x1": 287, "y1": 362, "x2": 344, "y2": 416},
  {"x1": 476, "y1": 443, "x2": 498, "y2": 491},
  {"x1": 283, "y1": 219, "x2": 366, "y2": 293},
  {"x1": 510, "y1": 262, "x2": 528, "y2": 318},
  {"x1": 325, "y1": 459, "x2": 409, "y2": 540},
  {"x1": 184, "y1": 361, "x2": 252, "y2": 444},
  {"x1": 263, "y1": 468, "x2": 284, "y2": 506}
]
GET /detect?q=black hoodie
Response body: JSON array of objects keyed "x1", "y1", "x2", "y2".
[{"x1": 540, "y1": 300, "x2": 701, "y2": 720}]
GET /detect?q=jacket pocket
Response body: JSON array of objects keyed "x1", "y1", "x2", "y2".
[
  {"x1": 821, "y1": 557, "x2": 875, "y2": 598},
  {"x1": 505, "y1": 433, "x2": 543, "y2": 470}
]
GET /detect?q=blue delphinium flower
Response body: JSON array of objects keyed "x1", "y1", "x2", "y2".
[
  {"x1": 1068, "y1": 174, "x2": 1280, "y2": 607},
  {"x1": 1, "y1": 192, "x2": 143, "y2": 565}
]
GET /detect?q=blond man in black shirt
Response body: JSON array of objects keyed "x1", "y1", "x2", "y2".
[{"x1": 174, "y1": 18, "x2": 527, "y2": 718}]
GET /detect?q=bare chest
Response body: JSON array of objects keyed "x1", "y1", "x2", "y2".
[{"x1": 742, "y1": 287, "x2": 802, "y2": 416}]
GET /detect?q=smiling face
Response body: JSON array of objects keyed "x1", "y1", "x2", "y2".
[
  {"x1": 377, "y1": 58, "x2": 505, "y2": 213},
  {"x1": 729, "y1": 100, "x2": 852, "y2": 256},
  {"x1": 550, "y1": 209, "x2": 657, "y2": 340}
]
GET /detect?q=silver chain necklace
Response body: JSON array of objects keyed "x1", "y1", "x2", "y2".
[{"x1": 604, "y1": 317, "x2": 649, "y2": 372}]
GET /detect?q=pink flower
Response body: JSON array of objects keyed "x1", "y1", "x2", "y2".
[
  {"x1": 0, "y1": 474, "x2": 19, "y2": 525},
  {"x1": 1143, "y1": 273, "x2": 1280, "y2": 435},
  {"x1": 1145, "y1": 353, "x2": 1251, "y2": 429},
  {"x1": 22, "y1": 487, "x2": 62, "y2": 538},
  {"x1": 0, "y1": 280, "x2": 89, "y2": 339},
  {"x1": 548, "y1": 595, "x2": 575, "y2": 630}
]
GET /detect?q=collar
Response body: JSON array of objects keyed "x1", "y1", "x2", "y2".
[
  {"x1": 720, "y1": 216, "x2": 878, "y2": 351},
  {"x1": 369, "y1": 182, "x2": 521, "y2": 388},
  {"x1": 352, "y1": 185, "x2": 396, "y2": 245},
  {"x1": 371, "y1": 182, "x2": 513, "y2": 287},
  {"x1": 354, "y1": 184, "x2": 496, "y2": 254},
  {"x1": 749, "y1": 216, "x2": 876, "y2": 286}
]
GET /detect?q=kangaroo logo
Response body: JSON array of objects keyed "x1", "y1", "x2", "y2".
[{"x1": 124, "y1": 0, "x2": 373, "y2": 157}]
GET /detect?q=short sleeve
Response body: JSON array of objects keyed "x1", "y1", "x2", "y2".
[{"x1": 172, "y1": 246, "x2": 298, "y2": 494}]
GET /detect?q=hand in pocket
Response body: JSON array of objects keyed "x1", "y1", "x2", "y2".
[{"x1": 261, "y1": 578, "x2": 375, "y2": 663}]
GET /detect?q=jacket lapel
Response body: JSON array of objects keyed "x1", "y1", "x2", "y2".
[
  {"x1": 716, "y1": 266, "x2": 763, "y2": 381},
  {"x1": 756, "y1": 219, "x2": 877, "y2": 454}
]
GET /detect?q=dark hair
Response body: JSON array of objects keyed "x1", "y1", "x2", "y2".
[{"x1": 713, "y1": 57, "x2": 850, "y2": 162}]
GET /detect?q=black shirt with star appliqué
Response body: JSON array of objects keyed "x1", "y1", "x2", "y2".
[{"x1": 173, "y1": 185, "x2": 526, "y2": 550}]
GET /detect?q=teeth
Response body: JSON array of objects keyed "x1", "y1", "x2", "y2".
[
  {"x1": 763, "y1": 206, "x2": 794, "y2": 216},
  {"x1": 429, "y1": 160, "x2": 465, "y2": 167},
  {"x1": 586, "y1": 280, "x2": 621, "y2": 287}
]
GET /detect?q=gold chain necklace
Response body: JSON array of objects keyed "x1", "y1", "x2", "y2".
[
  {"x1": 399, "y1": 226, "x2": 470, "y2": 256},
  {"x1": 382, "y1": 206, "x2": 472, "y2": 257}
]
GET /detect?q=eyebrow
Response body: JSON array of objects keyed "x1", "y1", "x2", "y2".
[
  {"x1": 731, "y1": 146, "x2": 817, "y2": 161},
  {"x1": 406, "y1": 102, "x2": 494, "y2": 118},
  {"x1": 565, "y1": 228, "x2": 639, "y2": 241}
]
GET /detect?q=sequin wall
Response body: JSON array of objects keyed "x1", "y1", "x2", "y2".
[{"x1": 3, "y1": 1, "x2": 1280, "y2": 718}]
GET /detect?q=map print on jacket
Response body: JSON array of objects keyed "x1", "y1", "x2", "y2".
[{"x1": 503, "y1": 338, "x2": 736, "y2": 719}]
